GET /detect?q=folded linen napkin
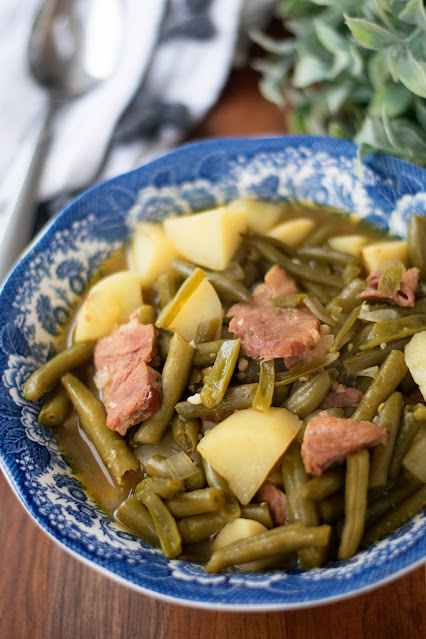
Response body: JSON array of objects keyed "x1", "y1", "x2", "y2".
[{"x1": 0, "y1": 0, "x2": 275, "y2": 279}]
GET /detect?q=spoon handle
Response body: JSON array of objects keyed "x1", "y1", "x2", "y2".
[{"x1": 0, "y1": 104, "x2": 54, "y2": 282}]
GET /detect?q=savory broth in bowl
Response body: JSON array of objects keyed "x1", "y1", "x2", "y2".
[{"x1": 23, "y1": 198, "x2": 426, "y2": 572}]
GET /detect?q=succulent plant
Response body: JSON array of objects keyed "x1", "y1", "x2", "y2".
[{"x1": 252, "y1": 0, "x2": 426, "y2": 166}]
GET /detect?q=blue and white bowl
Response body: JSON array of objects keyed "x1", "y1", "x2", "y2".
[{"x1": 0, "y1": 136, "x2": 425, "y2": 610}]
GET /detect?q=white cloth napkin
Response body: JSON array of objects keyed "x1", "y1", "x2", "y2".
[{"x1": 0, "y1": 0, "x2": 275, "y2": 280}]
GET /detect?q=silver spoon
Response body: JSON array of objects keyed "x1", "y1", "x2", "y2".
[{"x1": 0, "y1": 0, "x2": 123, "y2": 280}]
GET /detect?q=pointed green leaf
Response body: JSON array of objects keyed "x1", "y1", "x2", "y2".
[
  {"x1": 399, "y1": 0, "x2": 426, "y2": 28},
  {"x1": 292, "y1": 55, "x2": 331, "y2": 88},
  {"x1": 397, "y1": 48, "x2": 426, "y2": 98},
  {"x1": 314, "y1": 19, "x2": 349, "y2": 55},
  {"x1": 369, "y1": 83, "x2": 413, "y2": 118},
  {"x1": 345, "y1": 16, "x2": 400, "y2": 50},
  {"x1": 249, "y1": 31, "x2": 297, "y2": 57},
  {"x1": 415, "y1": 97, "x2": 426, "y2": 131},
  {"x1": 368, "y1": 50, "x2": 390, "y2": 89}
]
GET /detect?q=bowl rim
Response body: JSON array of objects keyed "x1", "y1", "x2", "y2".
[{"x1": 1, "y1": 135, "x2": 425, "y2": 610}]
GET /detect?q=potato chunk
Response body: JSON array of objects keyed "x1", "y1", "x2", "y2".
[
  {"x1": 228, "y1": 198, "x2": 284, "y2": 234},
  {"x1": 165, "y1": 277, "x2": 222, "y2": 343},
  {"x1": 164, "y1": 206, "x2": 247, "y2": 271},
  {"x1": 197, "y1": 407, "x2": 301, "y2": 504},
  {"x1": 74, "y1": 271, "x2": 142, "y2": 342},
  {"x1": 405, "y1": 331, "x2": 426, "y2": 399},
  {"x1": 267, "y1": 217, "x2": 315, "y2": 247},
  {"x1": 130, "y1": 222, "x2": 178, "y2": 287},
  {"x1": 362, "y1": 240, "x2": 408, "y2": 272},
  {"x1": 328, "y1": 234, "x2": 370, "y2": 257}
]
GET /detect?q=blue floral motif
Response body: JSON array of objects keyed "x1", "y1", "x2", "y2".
[{"x1": 0, "y1": 137, "x2": 424, "y2": 610}]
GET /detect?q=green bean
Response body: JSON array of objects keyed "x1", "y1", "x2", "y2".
[
  {"x1": 253, "y1": 359, "x2": 275, "y2": 412},
  {"x1": 402, "y1": 424, "x2": 426, "y2": 482},
  {"x1": 281, "y1": 442, "x2": 324, "y2": 568},
  {"x1": 388, "y1": 406, "x2": 422, "y2": 479},
  {"x1": 365, "y1": 473, "x2": 421, "y2": 526},
  {"x1": 157, "y1": 272, "x2": 180, "y2": 309},
  {"x1": 332, "y1": 306, "x2": 362, "y2": 351},
  {"x1": 139, "y1": 490, "x2": 182, "y2": 558},
  {"x1": 202, "y1": 458, "x2": 232, "y2": 493},
  {"x1": 240, "y1": 504, "x2": 274, "y2": 529},
  {"x1": 377, "y1": 265, "x2": 405, "y2": 295},
  {"x1": 172, "y1": 257, "x2": 252, "y2": 302},
  {"x1": 337, "y1": 449, "x2": 369, "y2": 560},
  {"x1": 157, "y1": 328, "x2": 172, "y2": 362},
  {"x1": 343, "y1": 337, "x2": 410, "y2": 375},
  {"x1": 23, "y1": 341, "x2": 95, "y2": 401},
  {"x1": 143, "y1": 454, "x2": 170, "y2": 478},
  {"x1": 176, "y1": 383, "x2": 258, "y2": 419},
  {"x1": 195, "y1": 318, "x2": 222, "y2": 344},
  {"x1": 275, "y1": 352, "x2": 340, "y2": 387},
  {"x1": 299, "y1": 279, "x2": 338, "y2": 305},
  {"x1": 342, "y1": 262, "x2": 362, "y2": 285},
  {"x1": 283, "y1": 371, "x2": 332, "y2": 419},
  {"x1": 407, "y1": 214, "x2": 426, "y2": 279},
  {"x1": 134, "y1": 332, "x2": 195, "y2": 444},
  {"x1": 171, "y1": 414, "x2": 200, "y2": 453},
  {"x1": 297, "y1": 246, "x2": 358, "y2": 266},
  {"x1": 134, "y1": 304, "x2": 156, "y2": 325},
  {"x1": 297, "y1": 469, "x2": 345, "y2": 501},
  {"x1": 326, "y1": 278, "x2": 366, "y2": 314},
  {"x1": 243, "y1": 234, "x2": 343, "y2": 288},
  {"x1": 270, "y1": 294, "x2": 307, "y2": 308},
  {"x1": 38, "y1": 384, "x2": 72, "y2": 427},
  {"x1": 135, "y1": 477, "x2": 184, "y2": 500},
  {"x1": 155, "y1": 267, "x2": 206, "y2": 331},
  {"x1": 362, "y1": 484, "x2": 426, "y2": 547},
  {"x1": 177, "y1": 509, "x2": 240, "y2": 544},
  {"x1": 205, "y1": 523, "x2": 332, "y2": 573},
  {"x1": 359, "y1": 314, "x2": 426, "y2": 350},
  {"x1": 200, "y1": 339, "x2": 241, "y2": 408},
  {"x1": 61, "y1": 373, "x2": 139, "y2": 485},
  {"x1": 166, "y1": 488, "x2": 225, "y2": 518},
  {"x1": 351, "y1": 350, "x2": 408, "y2": 423},
  {"x1": 303, "y1": 223, "x2": 335, "y2": 247},
  {"x1": 193, "y1": 339, "x2": 227, "y2": 367},
  {"x1": 272, "y1": 384, "x2": 290, "y2": 407},
  {"x1": 115, "y1": 497, "x2": 160, "y2": 547},
  {"x1": 369, "y1": 392, "x2": 403, "y2": 489},
  {"x1": 319, "y1": 492, "x2": 345, "y2": 523}
]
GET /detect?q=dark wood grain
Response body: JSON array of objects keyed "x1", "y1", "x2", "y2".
[{"x1": 1, "y1": 62, "x2": 425, "y2": 639}]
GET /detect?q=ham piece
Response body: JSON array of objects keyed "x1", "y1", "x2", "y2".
[
  {"x1": 256, "y1": 483, "x2": 289, "y2": 526},
  {"x1": 227, "y1": 265, "x2": 321, "y2": 360},
  {"x1": 301, "y1": 411, "x2": 388, "y2": 476},
  {"x1": 319, "y1": 381, "x2": 363, "y2": 409},
  {"x1": 94, "y1": 318, "x2": 161, "y2": 435},
  {"x1": 357, "y1": 268, "x2": 419, "y2": 307}
]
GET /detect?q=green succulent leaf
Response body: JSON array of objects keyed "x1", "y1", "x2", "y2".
[
  {"x1": 396, "y1": 48, "x2": 426, "y2": 98},
  {"x1": 369, "y1": 83, "x2": 413, "y2": 117},
  {"x1": 344, "y1": 16, "x2": 400, "y2": 50},
  {"x1": 398, "y1": 0, "x2": 426, "y2": 29}
]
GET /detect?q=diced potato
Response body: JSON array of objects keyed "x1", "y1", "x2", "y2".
[
  {"x1": 228, "y1": 198, "x2": 283, "y2": 234},
  {"x1": 197, "y1": 407, "x2": 302, "y2": 505},
  {"x1": 211, "y1": 518, "x2": 271, "y2": 571},
  {"x1": 130, "y1": 222, "x2": 178, "y2": 287},
  {"x1": 267, "y1": 217, "x2": 316, "y2": 247},
  {"x1": 362, "y1": 240, "x2": 408, "y2": 273},
  {"x1": 164, "y1": 206, "x2": 247, "y2": 271},
  {"x1": 328, "y1": 234, "x2": 370, "y2": 257},
  {"x1": 404, "y1": 331, "x2": 426, "y2": 399},
  {"x1": 74, "y1": 271, "x2": 142, "y2": 342},
  {"x1": 402, "y1": 424, "x2": 426, "y2": 483},
  {"x1": 166, "y1": 277, "x2": 222, "y2": 343}
]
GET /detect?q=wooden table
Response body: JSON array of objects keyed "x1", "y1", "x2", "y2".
[{"x1": 1, "y1": 65, "x2": 425, "y2": 639}]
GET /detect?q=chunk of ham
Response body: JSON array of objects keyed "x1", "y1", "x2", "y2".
[
  {"x1": 284, "y1": 324, "x2": 334, "y2": 368},
  {"x1": 94, "y1": 318, "x2": 161, "y2": 435},
  {"x1": 227, "y1": 265, "x2": 321, "y2": 360},
  {"x1": 301, "y1": 411, "x2": 388, "y2": 476},
  {"x1": 319, "y1": 381, "x2": 363, "y2": 410},
  {"x1": 256, "y1": 483, "x2": 289, "y2": 526},
  {"x1": 357, "y1": 268, "x2": 419, "y2": 307}
]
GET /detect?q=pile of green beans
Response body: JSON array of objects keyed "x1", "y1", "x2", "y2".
[{"x1": 21, "y1": 206, "x2": 426, "y2": 574}]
